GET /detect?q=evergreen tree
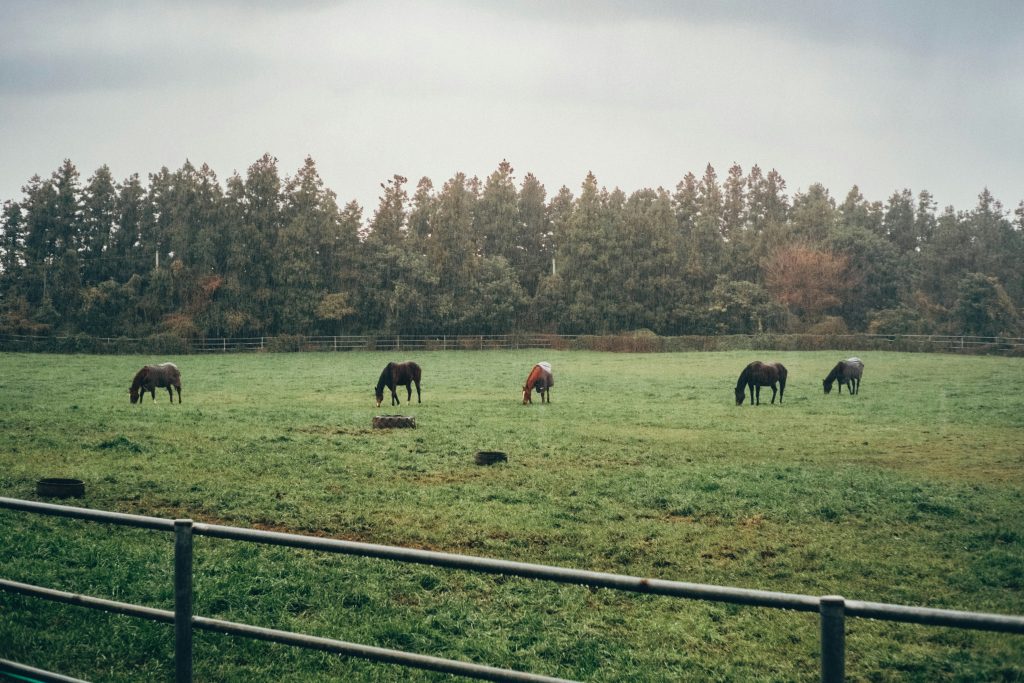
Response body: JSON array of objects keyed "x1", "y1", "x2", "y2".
[
  {"x1": 516, "y1": 172, "x2": 551, "y2": 297},
  {"x1": 620, "y1": 187, "x2": 683, "y2": 332},
  {"x1": 1, "y1": 200, "x2": 24, "y2": 277},
  {"x1": 360, "y1": 174, "x2": 413, "y2": 332},
  {"x1": 110, "y1": 173, "x2": 148, "y2": 277},
  {"x1": 837, "y1": 185, "x2": 883, "y2": 235},
  {"x1": 952, "y1": 273, "x2": 1021, "y2": 337},
  {"x1": 476, "y1": 160, "x2": 519, "y2": 262},
  {"x1": 826, "y1": 225, "x2": 903, "y2": 329},
  {"x1": 721, "y1": 163, "x2": 746, "y2": 243},
  {"x1": 430, "y1": 172, "x2": 478, "y2": 331},
  {"x1": 81, "y1": 165, "x2": 118, "y2": 284},
  {"x1": 274, "y1": 157, "x2": 343, "y2": 333},
  {"x1": 787, "y1": 183, "x2": 836, "y2": 245},
  {"x1": 882, "y1": 189, "x2": 917, "y2": 253},
  {"x1": 406, "y1": 177, "x2": 435, "y2": 248}
]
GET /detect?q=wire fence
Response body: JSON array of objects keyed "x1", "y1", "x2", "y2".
[
  {"x1": 1, "y1": 332, "x2": 1023, "y2": 355},
  {"x1": 2, "y1": 497, "x2": 1022, "y2": 682}
]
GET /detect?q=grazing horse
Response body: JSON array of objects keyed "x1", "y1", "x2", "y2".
[
  {"x1": 823, "y1": 357, "x2": 864, "y2": 395},
  {"x1": 375, "y1": 361, "x2": 422, "y2": 407},
  {"x1": 522, "y1": 362, "x2": 553, "y2": 404},
  {"x1": 130, "y1": 362, "x2": 182, "y2": 404},
  {"x1": 735, "y1": 361, "x2": 787, "y2": 405}
]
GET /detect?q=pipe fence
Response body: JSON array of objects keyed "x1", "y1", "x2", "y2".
[
  {"x1": 1, "y1": 332, "x2": 1023, "y2": 355},
  {"x1": 2, "y1": 497, "x2": 1023, "y2": 682}
]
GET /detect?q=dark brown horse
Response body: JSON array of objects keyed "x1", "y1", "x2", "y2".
[
  {"x1": 130, "y1": 362, "x2": 182, "y2": 404},
  {"x1": 375, "y1": 361, "x2": 422, "y2": 407},
  {"x1": 823, "y1": 357, "x2": 864, "y2": 395},
  {"x1": 522, "y1": 362, "x2": 553, "y2": 404},
  {"x1": 735, "y1": 361, "x2": 787, "y2": 405}
]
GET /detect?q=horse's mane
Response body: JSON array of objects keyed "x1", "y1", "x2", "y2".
[
  {"x1": 375, "y1": 363, "x2": 393, "y2": 392},
  {"x1": 131, "y1": 366, "x2": 149, "y2": 387},
  {"x1": 825, "y1": 362, "x2": 844, "y2": 382},
  {"x1": 736, "y1": 362, "x2": 758, "y2": 388}
]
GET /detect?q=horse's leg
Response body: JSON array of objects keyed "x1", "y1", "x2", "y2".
[
  {"x1": 150, "y1": 388, "x2": 156, "y2": 402},
  {"x1": 770, "y1": 383, "x2": 777, "y2": 404},
  {"x1": 166, "y1": 386, "x2": 174, "y2": 402},
  {"x1": 754, "y1": 385, "x2": 760, "y2": 405},
  {"x1": 175, "y1": 385, "x2": 182, "y2": 403},
  {"x1": 391, "y1": 388, "x2": 399, "y2": 406},
  {"x1": 415, "y1": 380, "x2": 421, "y2": 403},
  {"x1": 406, "y1": 382, "x2": 412, "y2": 403}
]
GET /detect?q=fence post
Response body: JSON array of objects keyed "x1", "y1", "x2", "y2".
[
  {"x1": 820, "y1": 595, "x2": 845, "y2": 683},
  {"x1": 174, "y1": 519, "x2": 194, "y2": 683}
]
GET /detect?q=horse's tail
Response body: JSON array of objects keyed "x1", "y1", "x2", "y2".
[
  {"x1": 167, "y1": 363, "x2": 182, "y2": 381},
  {"x1": 410, "y1": 362, "x2": 422, "y2": 383}
]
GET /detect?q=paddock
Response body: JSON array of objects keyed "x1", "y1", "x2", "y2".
[{"x1": 1, "y1": 350, "x2": 1022, "y2": 681}]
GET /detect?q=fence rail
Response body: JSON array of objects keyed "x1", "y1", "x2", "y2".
[
  {"x1": 2, "y1": 497, "x2": 1023, "y2": 682},
  {"x1": 2, "y1": 331, "x2": 1024, "y2": 355}
]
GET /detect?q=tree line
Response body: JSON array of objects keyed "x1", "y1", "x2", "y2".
[{"x1": 1, "y1": 155, "x2": 1022, "y2": 340}]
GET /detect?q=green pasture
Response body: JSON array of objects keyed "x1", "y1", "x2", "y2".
[{"x1": 1, "y1": 350, "x2": 1022, "y2": 682}]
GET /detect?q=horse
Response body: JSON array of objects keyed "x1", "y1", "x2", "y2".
[
  {"x1": 375, "y1": 361, "x2": 422, "y2": 407},
  {"x1": 735, "y1": 361, "x2": 787, "y2": 405},
  {"x1": 522, "y1": 362, "x2": 553, "y2": 404},
  {"x1": 823, "y1": 357, "x2": 864, "y2": 395},
  {"x1": 130, "y1": 362, "x2": 182, "y2": 404}
]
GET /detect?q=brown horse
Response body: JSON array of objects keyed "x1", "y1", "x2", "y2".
[
  {"x1": 130, "y1": 362, "x2": 182, "y2": 404},
  {"x1": 522, "y1": 362, "x2": 553, "y2": 404},
  {"x1": 823, "y1": 357, "x2": 864, "y2": 395},
  {"x1": 375, "y1": 361, "x2": 422, "y2": 407},
  {"x1": 735, "y1": 361, "x2": 787, "y2": 405}
]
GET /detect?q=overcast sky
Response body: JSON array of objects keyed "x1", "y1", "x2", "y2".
[{"x1": 2, "y1": 0, "x2": 1022, "y2": 218}]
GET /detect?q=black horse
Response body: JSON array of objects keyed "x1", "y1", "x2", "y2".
[
  {"x1": 375, "y1": 361, "x2": 422, "y2": 407},
  {"x1": 735, "y1": 361, "x2": 787, "y2": 405},
  {"x1": 823, "y1": 357, "x2": 864, "y2": 395}
]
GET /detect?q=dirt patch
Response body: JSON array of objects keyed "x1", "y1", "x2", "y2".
[{"x1": 294, "y1": 425, "x2": 373, "y2": 436}]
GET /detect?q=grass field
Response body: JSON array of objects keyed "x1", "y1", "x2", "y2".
[{"x1": 1, "y1": 350, "x2": 1023, "y2": 682}]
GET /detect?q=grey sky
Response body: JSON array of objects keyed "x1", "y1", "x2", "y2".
[{"x1": 2, "y1": 0, "x2": 1022, "y2": 216}]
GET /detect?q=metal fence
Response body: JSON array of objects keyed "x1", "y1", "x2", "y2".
[
  {"x1": 2, "y1": 497, "x2": 1022, "y2": 683},
  {"x1": 2, "y1": 331, "x2": 1023, "y2": 355}
]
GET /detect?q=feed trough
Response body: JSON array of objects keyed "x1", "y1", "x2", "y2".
[
  {"x1": 474, "y1": 451, "x2": 508, "y2": 465},
  {"x1": 372, "y1": 415, "x2": 416, "y2": 429},
  {"x1": 37, "y1": 478, "x2": 85, "y2": 498}
]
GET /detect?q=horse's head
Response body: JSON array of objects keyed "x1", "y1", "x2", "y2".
[
  {"x1": 823, "y1": 378, "x2": 833, "y2": 394},
  {"x1": 522, "y1": 385, "x2": 532, "y2": 405},
  {"x1": 734, "y1": 386, "x2": 746, "y2": 405},
  {"x1": 129, "y1": 367, "x2": 147, "y2": 403},
  {"x1": 374, "y1": 387, "x2": 384, "y2": 408}
]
